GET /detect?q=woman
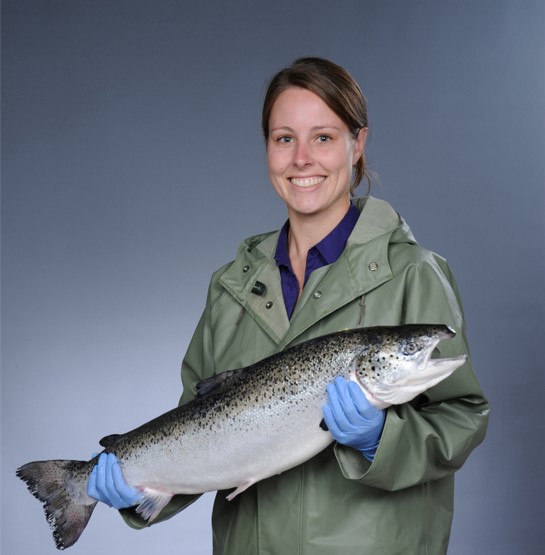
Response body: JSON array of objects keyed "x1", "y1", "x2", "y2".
[{"x1": 89, "y1": 57, "x2": 489, "y2": 554}]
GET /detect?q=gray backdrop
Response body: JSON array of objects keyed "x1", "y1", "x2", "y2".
[{"x1": 2, "y1": 1, "x2": 544, "y2": 554}]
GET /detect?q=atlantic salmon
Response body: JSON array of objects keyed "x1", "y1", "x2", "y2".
[{"x1": 17, "y1": 324, "x2": 466, "y2": 550}]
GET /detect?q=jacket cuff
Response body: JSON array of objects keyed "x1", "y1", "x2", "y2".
[
  {"x1": 333, "y1": 409, "x2": 392, "y2": 480},
  {"x1": 334, "y1": 443, "x2": 373, "y2": 479}
]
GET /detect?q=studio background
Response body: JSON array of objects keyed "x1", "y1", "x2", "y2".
[{"x1": 2, "y1": 1, "x2": 544, "y2": 553}]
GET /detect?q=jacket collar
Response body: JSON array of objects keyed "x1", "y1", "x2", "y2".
[{"x1": 219, "y1": 197, "x2": 413, "y2": 346}]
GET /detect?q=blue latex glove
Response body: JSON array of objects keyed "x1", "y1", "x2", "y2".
[
  {"x1": 87, "y1": 452, "x2": 142, "y2": 509},
  {"x1": 323, "y1": 377, "x2": 386, "y2": 461}
]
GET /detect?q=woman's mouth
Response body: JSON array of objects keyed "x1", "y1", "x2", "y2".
[{"x1": 289, "y1": 176, "x2": 326, "y2": 187}]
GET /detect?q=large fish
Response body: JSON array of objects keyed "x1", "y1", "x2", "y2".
[{"x1": 17, "y1": 324, "x2": 466, "y2": 550}]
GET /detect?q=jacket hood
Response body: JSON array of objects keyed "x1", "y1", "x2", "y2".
[
  {"x1": 239, "y1": 196, "x2": 418, "y2": 258},
  {"x1": 350, "y1": 196, "x2": 418, "y2": 248}
]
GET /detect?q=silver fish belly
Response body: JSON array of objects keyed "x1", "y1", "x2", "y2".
[{"x1": 16, "y1": 324, "x2": 466, "y2": 550}]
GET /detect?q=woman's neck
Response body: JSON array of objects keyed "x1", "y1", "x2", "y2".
[
  {"x1": 287, "y1": 201, "x2": 350, "y2": 255},
  {"x1": 286, "y1": 200, "x2": 351, "y2": 291}
]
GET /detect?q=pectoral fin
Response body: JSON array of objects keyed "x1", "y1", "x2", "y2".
[{"x1": 135, "y1": 488, "x2": 174, "y2": 522}]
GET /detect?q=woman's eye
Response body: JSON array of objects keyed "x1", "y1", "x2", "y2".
[
  {"x1": 317, "y1": 135, "x2": 331, "y2": 143},
  {"x1": 277, "y1": 136, "x2": 293, "y2": 144}
]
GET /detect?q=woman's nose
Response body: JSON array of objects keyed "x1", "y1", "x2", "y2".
[{"x1": 293, "y1": 142, "x2": 313, "y2": 167}]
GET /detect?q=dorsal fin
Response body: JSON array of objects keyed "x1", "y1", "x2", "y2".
[
  {"x1": 196, "y1": 369, "x2": 241, "y2": 397},
  {"x1": 99, "y1": 434, "x2": 123, "y2": 450}
]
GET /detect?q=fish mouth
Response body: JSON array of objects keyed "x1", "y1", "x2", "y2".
[
  {"x1": 437, "y1": 325, "x2": 456, "y2": 340},
  {"x1": 415, "y1": 335, "x2": 467, "y2": 381},
  {"x1": 419, "y1": 353, "x2": 467, "y2": 376},
  {"x1": 415, "y1": 326, "x2": 457, "y2": 370},
  {"x1": 365, "y1": 350, "x2": 467, "y2": 409}
]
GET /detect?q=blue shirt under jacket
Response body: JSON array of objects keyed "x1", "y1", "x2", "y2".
[{"x1": 274, "y1": 203, "x2": 360, "y2": 319}]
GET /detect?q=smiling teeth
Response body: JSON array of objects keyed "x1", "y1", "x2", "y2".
[{"x1": 290, "y1": 176, "x2": 325, "y2": 187}]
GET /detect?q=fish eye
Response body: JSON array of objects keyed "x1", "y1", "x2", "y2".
[{"x1": 403, "y1": 342, "x2": 418, "y2": 355}]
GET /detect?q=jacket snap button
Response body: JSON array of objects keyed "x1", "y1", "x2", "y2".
[
  {"x1": 265, "y1": 301, "x2": 273, "y2": 309},
  {"x1": 369, "y1": 262, "x2": 379, "y2": 272},
  {"x1": 243, "y1": 265, "x2": 250, "y2": 273},
  {"x1": 313, "y1": 291, "x2": 322, "y2": 299}
]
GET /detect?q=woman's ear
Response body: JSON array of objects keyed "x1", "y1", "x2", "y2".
[{"x1": 353, "y1": 127, "x2": 368, "y2": 165}]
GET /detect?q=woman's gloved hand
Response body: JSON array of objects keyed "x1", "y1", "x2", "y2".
[
  {"x1": 323, "y1": 377, "x2": 386, "y2": 461},
  {"x1": 87, "y1": 452, "x2": 142, "y2": 509}
]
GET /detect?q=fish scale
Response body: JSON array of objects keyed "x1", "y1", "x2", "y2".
[{"x1": 16, "y1": 324, "x2": 466, "y2": 550}]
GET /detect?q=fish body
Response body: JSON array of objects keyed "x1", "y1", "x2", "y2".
[{"x1": 17, "y1": 324, "x2": 466, "y2": 550}]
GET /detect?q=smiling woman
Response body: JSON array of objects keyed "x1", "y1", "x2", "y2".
[
  {"x1": 87, "y1": 57, "x2": 489, "y2": 555},
  {"x1": 262, "y1": 57, "x2": 370, "y2": 192},
  {"x1": 266, "y1": 87, "x2": 366, "y2": 226},
  {"x1": 261, "y1": 59, "x2": 371, "y2": 291}
]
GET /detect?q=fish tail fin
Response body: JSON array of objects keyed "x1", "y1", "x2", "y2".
[{"x1": 16, "y1": 459, "x2": 97, "y2": 550}]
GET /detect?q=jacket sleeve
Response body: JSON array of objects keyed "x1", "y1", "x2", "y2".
[
  {"x1": 119, "y1": 277, "x2": 218, "y2": 529},
  {"x1": 334, "y1": 251, "x2": 490, "y2": 491}
]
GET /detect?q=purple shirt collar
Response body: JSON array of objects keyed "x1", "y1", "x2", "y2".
[{"x1": 274, "y1": 203, "x2": 360, "y2": 318}]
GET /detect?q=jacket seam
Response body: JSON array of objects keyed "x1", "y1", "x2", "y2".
[
  {"x1": 424, "y1": 481, "x2": 431, "y2": 555},
  {"x1": 256, "y1": 485, "x2": 261, "y2": 554},
  {"x1": 358, "y1": 295, "x2": 366, "y2": 325},
  {"x1": 298, "y1": 466, "x2": 305, "y2": 555}
]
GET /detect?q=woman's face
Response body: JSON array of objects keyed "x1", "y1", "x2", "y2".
[{"x1": 267, "y1": 87, "x2": 366, "y2": 222}]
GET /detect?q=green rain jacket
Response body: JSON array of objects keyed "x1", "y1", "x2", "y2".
[{"x1": 122, "y1": 196, "x2": 489, "y2": 554}]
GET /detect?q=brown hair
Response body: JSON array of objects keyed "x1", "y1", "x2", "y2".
[{"x1": 262, "y1": 57, "x2": 370, "y2": 192}]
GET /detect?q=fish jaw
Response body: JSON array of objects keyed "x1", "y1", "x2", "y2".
[{"x1": 361, "y1": 353, "x2": 467, "y2": 409}]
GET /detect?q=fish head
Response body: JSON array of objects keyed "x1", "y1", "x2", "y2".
[{"x1": 350, "y1": 324, "x2": 467, "y2": 409}]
